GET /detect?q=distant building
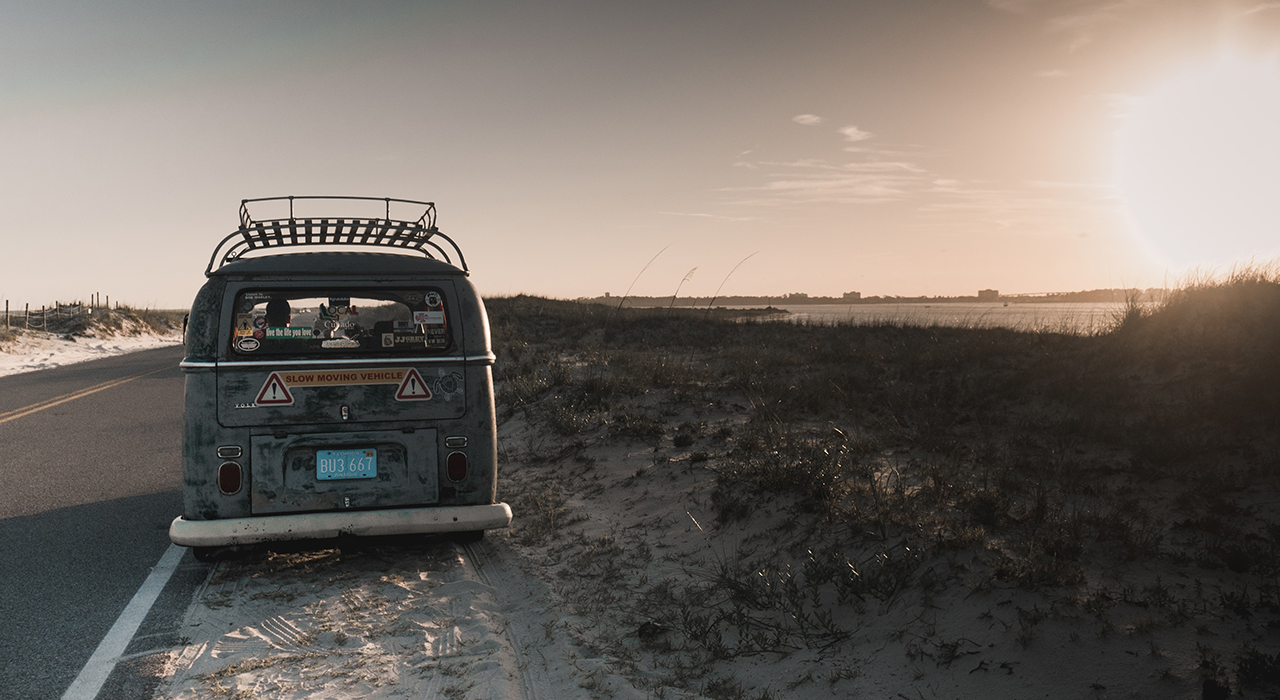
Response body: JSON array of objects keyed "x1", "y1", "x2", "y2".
[
  {"x1": 604, "y1": 292, "x2": 610, "y2": 298},
  {"x1": 843, "y1": 291, "x2": 861, "y2": 300},
  {"x1": 978, "y1": 289, "x2": 999, "y2": 301}
]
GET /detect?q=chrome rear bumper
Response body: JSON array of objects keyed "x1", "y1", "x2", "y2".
[{"x1": 170, "y1": 503, "x2": 511, "y2": 547}]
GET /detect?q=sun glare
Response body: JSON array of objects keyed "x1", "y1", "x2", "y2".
[{"x1": 1115, "y1": 57, "x2": 1280, "y2": 268}]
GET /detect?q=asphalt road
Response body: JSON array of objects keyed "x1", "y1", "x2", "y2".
[{"x1": 0, "y1": 345, "x2": 209, "y2": 700}]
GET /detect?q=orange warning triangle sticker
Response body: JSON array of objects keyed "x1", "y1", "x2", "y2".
[
  {"x1": 255, "y1": 372, "x2": 294, "y2": 405},
  {"x1": 395, "y1": 368, "x2": 432, "y2": 401}
]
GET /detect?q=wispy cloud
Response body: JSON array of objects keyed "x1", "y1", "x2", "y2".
[
  {"x1": 792, "y1": 114, "x2": 823, "y2": 125},
  {"x1": 720, "y1": 156, "x2": 929, "y2": 206},
  {"x1": 987, "y1": 0, "x2": 1153, "y2": 52},
  {"x1": 918, "y1": 178, "x2": 1120, "y2": 232},
  {"x1": 839, "y1": 125, "x2": 873, "y2": 142},
  {"x1": 985, "y1": 0, "x2": 1046, "y2": 12},
  {"x1": 657, "y1": 211, "x2": 758, "y2": 222},
  {"x1": 1242, "y1": 2, "x2": 1280, "y2": 15},
  {"x1": 716, "y1": 113, "x2": 1120, "y2": 234}
]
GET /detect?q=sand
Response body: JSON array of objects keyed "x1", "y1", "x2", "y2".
[
  {"x1": 0, "y1": 328, "x2": 182, "y2": 377},
  {"x1": 144, "y1": 402, "x2": 1259, "y2": 699}
]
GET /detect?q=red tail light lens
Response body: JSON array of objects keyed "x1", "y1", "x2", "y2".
[
  {"x1": 218, "y1": 462, "x2": 243, "y2": 495},
  {"x1": 446, "y1": 452, "x2": 468, "y2": 481}
]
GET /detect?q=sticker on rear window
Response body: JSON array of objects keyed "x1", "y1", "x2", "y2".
[
  {"x1": 266, "y1": 327, "x2": 312, "y2": 339},
  {"x1": 236, "y1": 337, "x2": 261, "y2": 352},
  {"x1": 232, "y1": 289, "x2": 452, "y2": 356}
]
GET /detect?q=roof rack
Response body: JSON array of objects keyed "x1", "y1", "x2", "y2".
[{"x1": 205, "y1": 196, "x2": 468, "y2": 276}]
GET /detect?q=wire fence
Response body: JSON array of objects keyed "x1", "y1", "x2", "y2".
[{"x1": 3, "y1": 296, "x2": 113, "y2": 330}]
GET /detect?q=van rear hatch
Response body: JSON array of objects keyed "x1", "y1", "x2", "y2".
[{"x1": 214, "y1": 286, "x2": 467, "y2": 514}]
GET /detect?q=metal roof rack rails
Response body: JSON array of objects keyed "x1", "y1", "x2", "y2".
[{"x1": 205, "y1": 196, "x2": 468, "y2": 276}]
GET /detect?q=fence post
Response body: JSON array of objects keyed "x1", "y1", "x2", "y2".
[
  {"x1": 4, "y1": 300, "x2": 7, "y2": 328},
  {"x1": 25, "y1": 303, "x2": 29, "y2": 329}
]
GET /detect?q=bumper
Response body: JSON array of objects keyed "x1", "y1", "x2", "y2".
[{"x1": 169, "y1": 503, "x2": 512, "y2": 547}]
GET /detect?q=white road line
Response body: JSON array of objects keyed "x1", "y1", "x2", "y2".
[{"x1": 61, "y1": 544, "x2": 186, "y2": 700}]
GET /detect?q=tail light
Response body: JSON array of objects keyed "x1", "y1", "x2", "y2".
[
  {"x1": 446, "y1": 452, "x2": 468, "y2": 482},
  {"x1": 218, "y1": 462, "x2": 243, "y2": 495}
]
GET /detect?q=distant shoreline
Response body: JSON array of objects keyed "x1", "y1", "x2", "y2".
[{"x1": 582, "y1": 287, "x2": 1166, "y2": 307}]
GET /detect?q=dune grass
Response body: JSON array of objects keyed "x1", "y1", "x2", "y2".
[
  {"x1": 0, "y1": 304, "x2": 184, "y2": 344},
  {"x1": 486, "y1": 270, "x2": 1280, "y2": 694}
]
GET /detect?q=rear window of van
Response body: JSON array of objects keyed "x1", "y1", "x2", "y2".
[{"x1": 230, "y1": 289, "x2": 451, "y2": 356}]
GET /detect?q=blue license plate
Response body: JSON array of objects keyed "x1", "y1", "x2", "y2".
[{"x1": 316, "y1": 449, "x2": 377, "y2": 480}]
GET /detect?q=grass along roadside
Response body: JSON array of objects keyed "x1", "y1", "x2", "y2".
[{"x1": 487, "y1": 271, "x2": 1280, "y2": 698}]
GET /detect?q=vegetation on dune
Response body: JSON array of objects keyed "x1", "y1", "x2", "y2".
[
  {"x1": 0, "y1": 303, "x2": 185, "y2": 349},
  {"x1": 487, "y1": 268, "x2": 1280, "y2": 696}
]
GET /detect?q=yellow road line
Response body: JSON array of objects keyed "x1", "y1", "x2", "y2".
[{"x1": 0, "y1": 366, "x2": 171, "y2": 426}]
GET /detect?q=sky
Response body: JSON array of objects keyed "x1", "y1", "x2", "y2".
[{"x1": 3, "y1": 0, "x2": 1280, "y2": 308}]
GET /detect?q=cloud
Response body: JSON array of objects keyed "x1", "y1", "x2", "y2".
[
  {"x1": 916, "y1": 178, "x2": 1122, "y2": 234},
  {"x1": 657, "y1": 211, "x2": 757, "y2": 222},
  {"x1": 985, "y1": 0, "x2": 1046, "y2": 12},
  {"x1": 792, "y1": 114, "x2": 823, "y2": 126},
  {"x1": 718, "y1": 156, "x2": 928, "y2": 206},
  {"x1": 715, "y1": 120, "x2": 1120, "y2": 236},
  {"x1": 987, "y1": 0, "x2": 1153, "y2": 53},
  {"x1": 719, "y1": 147, "x2": 1122, "y2": 240},
  {"x1": 838, "y1": 125, "x2": 872, "y2": 142},
  {"x1": 1243, "y1": 2, "x2": 1280, "y2": 15}
]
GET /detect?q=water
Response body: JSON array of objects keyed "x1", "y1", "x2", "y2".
[{"x1": 719, "y1": 302, "x2": 1130, "y2": 334}]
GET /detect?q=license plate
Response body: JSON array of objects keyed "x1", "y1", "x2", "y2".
[{"x1": 316, "y1": 449, "x2": 377, "y2": 480}]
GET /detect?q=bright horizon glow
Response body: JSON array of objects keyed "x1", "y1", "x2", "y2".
[{"x1": 1115, "y1": 56, "x2": 1280, "y2": 269}]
